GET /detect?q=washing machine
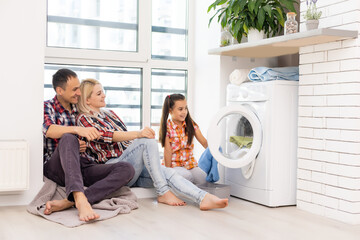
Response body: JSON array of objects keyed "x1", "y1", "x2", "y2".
[{"x1": 208, "y1": 80, "x2": 298, "y2": 207}]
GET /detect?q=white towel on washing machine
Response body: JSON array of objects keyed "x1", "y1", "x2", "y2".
[{"x1": 229, "y1": 69, "x2": 250, "y2": 85}]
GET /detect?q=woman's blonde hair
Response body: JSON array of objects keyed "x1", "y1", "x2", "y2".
[{"x1": 78, "y1": 78, "x2": 101, "y2": 115}]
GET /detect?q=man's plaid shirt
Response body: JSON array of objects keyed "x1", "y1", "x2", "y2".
[{"x1": 43, "y1": 96, "x2": 78, "y2": 164}]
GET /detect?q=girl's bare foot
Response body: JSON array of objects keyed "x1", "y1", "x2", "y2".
[
  {"x1": 73, "y1": 192, "x2": 100, "y2": 222},
  {"x1": 44, "y1": 199, "x2": 74, "y2": 215},
  {"x1": 200, "y1": 193, "x2": 228, "y2": 211},
  {"x1": 157, "y1": 191, "x2": 186, "y2": 206}
]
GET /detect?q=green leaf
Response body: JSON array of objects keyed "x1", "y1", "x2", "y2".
[
  {"x1": 258, "y1": 8, "x2": 265, "y2": 30},
  {"x1": 207, "y1": 0, "x2": 229, "y2": 13},
  {"x1": 228, "y1": 0, "x2": 237, "y2": 8},
  {"x1": 239, "y1": 0, "x2": 247, "y2": 10},
  {"x1": 216, "y1": 9, "x2": 225, "y2": 23},
  {"x1": 255, "y1": 22, "x2": 260, "y2": 31},
  {"x1": 207, "y1": 1, "x2": 217, "y2": 13},
  {"x1": 243, "y1": 22, "x2": 248, "y2": 33},
  {"x1": 233, "y1": 3, "x2": 240, "y2": 15},
  {"x1": 249, "y1": 11, "x2": 255, "y2": 22},
  {"x1": 276, "y1": 7, "x2": 285, "y2": 26},
  {"x1": 219, "y1": 0, "x2": 229, "y2": 5},
  {"x1": 263, "y1": 5, "x2": 272, "y2": 18},
  {"x1": 255, "y1": 0, "x2": 262, "y2": 13},
  {"x1": 208, "y1": 15, "x2": 216, "y2": 27},
  {"x1": 236, "y1": 31, "x2": 243, "y2": 43},
  {"x1": 208, "y1": 7, "x2": 225, "y2": 26},
  {"x1": 248, "y1": 0, "x2": 256, "y2": 13},
  {"x1": 281, "y1": 0, "x2": 296, "y2": 13},
  {"x1": 233, "y1": 20, "x2": 241, "y2": 36},
  {"x1": 253, "y1": 0, "x2": 261, "y2": 15},
  {"x1": 221, "y1": 14, "x2": 228, "y2": 27}
]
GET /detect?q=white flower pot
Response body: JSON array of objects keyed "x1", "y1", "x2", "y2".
[
  {"x1": 306, "y1": 20, "x2": 319, "y2": 31},
  {"x1": 247, "y1": 29, "x2": 265, "y2": 42}
]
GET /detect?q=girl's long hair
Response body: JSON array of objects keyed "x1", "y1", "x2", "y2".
[{"x1": 159, "y1": 94, "x2": 196, "y2": 147}]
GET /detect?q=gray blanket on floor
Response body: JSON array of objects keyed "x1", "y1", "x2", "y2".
[{"x1": 27, "y1": 177, "x2": 138, "y2": 227}]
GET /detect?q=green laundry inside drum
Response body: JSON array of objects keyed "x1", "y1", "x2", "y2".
[{"x1": 230, "y1": 136, "x2": 253, "y2": 149}]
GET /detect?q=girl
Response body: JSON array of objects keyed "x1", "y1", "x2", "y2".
[
  {"x1": 76, "y1": 79, "x2": 228, "y2": 210},
  {"x1": 159, "y1": 94, "x2": 207, "y2": 185}
]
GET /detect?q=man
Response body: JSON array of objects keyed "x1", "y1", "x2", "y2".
[{"x1": 43, "y1": 69, "x2": 135, "y2": 221}]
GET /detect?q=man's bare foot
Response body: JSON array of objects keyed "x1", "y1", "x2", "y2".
[
  {"x1": 199, "y1": 193, "x2": 228, "y2": 211},
  {"x1": 73, "y1": 192, "x2": 100, "y2": 222},
  {"x1": 44, "y1": 199, "x2": 74, "y2": 215},
  {"x1": 157, "y1": 191, "x2": 186, "y2": 206}
]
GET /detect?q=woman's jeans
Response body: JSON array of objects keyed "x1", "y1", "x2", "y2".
[{"x1": 106, "y1": 138, "x2": 207, "y2": 205}]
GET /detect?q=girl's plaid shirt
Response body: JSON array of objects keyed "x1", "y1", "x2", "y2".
[{"x1": 165, "y1": 119, "x2": 199, "y2": 170}]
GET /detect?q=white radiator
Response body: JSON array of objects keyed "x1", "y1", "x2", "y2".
[{"x1": 0, "y1": 140, "x2": 29, "y2": 192}]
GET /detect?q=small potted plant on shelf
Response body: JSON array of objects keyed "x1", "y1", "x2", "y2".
[
  {"x1": 303, "y1": 0, "x2": 322, "y2": 30},
  {"x1": 208, "y1": 0, "x2": 298, "y2": 44}
]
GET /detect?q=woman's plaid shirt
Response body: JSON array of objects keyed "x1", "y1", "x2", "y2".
[{"x1": 77, "y1": 110, "x2": 132, "y2": 163}]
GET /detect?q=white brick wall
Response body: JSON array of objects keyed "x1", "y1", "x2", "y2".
[{"x1": 298, "y1": 0, "x2": 360, "y2": 224}]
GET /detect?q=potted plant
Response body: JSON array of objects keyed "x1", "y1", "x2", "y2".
[
  {"x1": 303, "y1": 0, "x2": 322, "y2": 30},
  {"x1": 208, "y1": 0, "x2": 298, "y2": 43}
]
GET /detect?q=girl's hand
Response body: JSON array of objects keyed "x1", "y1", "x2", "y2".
[{"x1": 138, "y1": 127, "x2": 155, "y2": 139}]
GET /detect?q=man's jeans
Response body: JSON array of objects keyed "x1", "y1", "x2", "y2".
[
  {"x1": 106, "y1": 138, "x2": 207, "y2": 205},
  {"x1": 44, "y1": 133, "x2": 135, "y2": 204}
]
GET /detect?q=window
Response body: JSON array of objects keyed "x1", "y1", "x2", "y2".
[
  {"x1": 152, "y1": 0, "x2": 188, "y2": 60},
  {"x1": 47, "y1": 0, "x2": 138, "y2": 52},
  {"x1": 150, "y1": 69, "x2": 187, "y2": 136},
  {"x1": 45, "y1": 0, "x2": 191, "y2": 131}
]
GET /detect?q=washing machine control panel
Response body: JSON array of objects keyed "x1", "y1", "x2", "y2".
[{"x1": 227, "y1": 84, "x2": 268, "y2": 102}]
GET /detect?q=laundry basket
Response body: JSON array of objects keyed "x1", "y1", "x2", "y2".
[{"x1": 197, "y1": 182, "x2": 231, "y2": 199}]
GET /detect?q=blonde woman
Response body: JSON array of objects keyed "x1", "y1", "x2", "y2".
[{"x1": 76, "y1": 78, "x2": 228, "y2": 210}]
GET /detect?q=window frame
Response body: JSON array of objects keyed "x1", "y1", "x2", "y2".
[{"x1": 45, "y1": 0, "x2": 194, "y2": 128}]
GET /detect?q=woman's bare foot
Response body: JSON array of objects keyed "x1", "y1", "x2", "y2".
[
  {"x1": 157, "y1": 191, "x2": 186, "y2": 206},
  {"x1": 73, "y1": 192, "x2": 100, "y2": 222},
  {"x1": 44, "y1": 199, "x2": 74, "y2": 215},
  {"x1": 200, "y1": 193, "x2": 228, "y2": 211}
]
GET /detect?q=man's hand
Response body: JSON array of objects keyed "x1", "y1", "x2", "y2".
[
  {"x1": 76, "y1": 127, "x2": 103, "y2": 141},
  {"x1": 138, "y1": 127, "x2": 155, "y2": 139},
  {"x1": 78, "y1": 140, "x2": 86, "y2": 153}
]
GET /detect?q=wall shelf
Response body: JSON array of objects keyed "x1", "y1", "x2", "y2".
[{"x1": 208, "y1": 28, "x2": 358, "y2": 58}]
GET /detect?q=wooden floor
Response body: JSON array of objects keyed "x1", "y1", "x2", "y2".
[{"x1": 0, "y1": 197, "x2": 359, "y2": 240}]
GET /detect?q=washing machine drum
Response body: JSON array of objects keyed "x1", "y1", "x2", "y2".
[{"x1": 208, "y1": 105, "x2": 262, "y2": 171}]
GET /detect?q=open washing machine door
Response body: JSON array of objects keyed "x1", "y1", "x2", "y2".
[{"x1": 208, "y1": 105, "x2": 262, "y2": 174}]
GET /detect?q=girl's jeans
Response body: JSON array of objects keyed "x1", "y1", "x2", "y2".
[{"x1": 106, "y1": 138, "x2": 207, "y2": 205}]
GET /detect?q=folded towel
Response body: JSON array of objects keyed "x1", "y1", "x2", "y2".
[
  {"x1": 248, "y1": 66, "x2": 299, "y2": 82},
  {"x1": 27, "y1": 177, "x2": 138, "y2": 227},
  {"x1": 229, "y1": 69, "x2": 251, "y2": 85},
  {"x1": 230, "y1": 136, "x2": 253, "y2": 149},
  {"x1": 198, "y1": 148, "x2": 220, "y2": 183}
]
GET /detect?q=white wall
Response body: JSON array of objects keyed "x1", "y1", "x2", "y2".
[
  {"x1": 0, "y1": 0, "x2": 45, "y2": 206},
  {"x1": 192, "y1": 0, "x2": 220, "y2": 159},
  {"x1": 297, "y1": 0, "x2": 360, "y2": 224}
]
